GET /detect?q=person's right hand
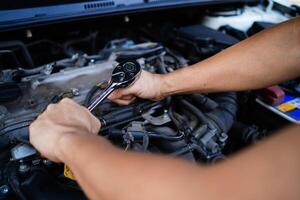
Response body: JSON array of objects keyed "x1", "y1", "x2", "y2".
[{"x1": 108, "y1": 70, "x2": 165, "y2": 105}]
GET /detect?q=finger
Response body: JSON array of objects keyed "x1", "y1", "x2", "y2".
[
  {"x1": 109, "y1": 91, "x2": 135, "y2": 102},
  {"x1": 119, "y1": 95, "x2": 135, "y2": 101},
  {"x1": 122, "y1": 95, "x2": 136, "y2": 102},
  {"x1": 109, "y1": 84, "x2": 136, "y2": 100},
  {"x1": 111, "y1": 95, "x2": 136, "y2": 104},
  {"x1": 112, "y1": 99, "x2": 134, "y2": 105},
  {"x1": 60, "y1": 98, "x2": 74, "y2": 105},
  {"x1": 108, "y1": 91, "x2": 116, "y2": 100},
  {"x1": 108, "y1": 90, "x2": 123, "y2": 100}
]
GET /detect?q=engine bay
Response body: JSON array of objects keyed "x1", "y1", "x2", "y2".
[{"x1": 0, "y1": 2, "x2": 298, "y2": 199}]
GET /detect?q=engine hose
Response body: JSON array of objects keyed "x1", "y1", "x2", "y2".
[
  {"x1": 63, "y1": 32, "x2": 98, "y2": 57},
  {"x1": 163, "y1": 96, "x2": 172, "y2": 107},
  {"x1": 231, "y1": 122, "x2": 263, "y2": 144},
  {"x1": 0, "y1": 50, "x2": 21, "y2": 67},
  {"x1": 100, "y1": 116, "x2": 143, "y2": 132},
  {"x1": 108, "y1": 129, "x2": 184, "y2": 141},
  {"x1": 0, "y1": 41, "x2": 34, "y2": 68},
  {"x1": 103, "y1": 107, "x2": 134, "y2": 118},
  {"x1": 179, "y1": 99, "x2": 209, "y2": 124},
  {"x1": 103, "y1": 112, "x2": 134, "y2": 125},
  {"x1": 180, "y1": 92, "x2": 237, "y2": 134},
  {"x1": 13, "y1": 66, "x2": 44, "y2": 77},
  {"x1": 102, "y1": 101, "x2": 162, "y2": 123},
  {"x1": 171, "y1": 143, "x2": 206, "y2": 157},
  {"x1": 165, "y1": 48, "x2": 187, "y2": 69},
  {"x1": 206, "y1": 92, "x2": 238, "y2": 133},
  {"x1": 147, "y1": 126, "x2": 177, "y2": 136},
  {"x1": 171, "y1": 142, "x2": 225, "y2": 161},
  {"x1": 147, "y1": 132, "x2": 184, "y2": 141},
  {"x1": 168, "y1": 106, "x2": 182, "y2": 129},
  {"x1": 105, "y1": 100, "x2": 157, "y2": 116},
  {"x1": 189, "y1": 94, "x2": 218, "y2": 111},
  {"x1": 146, "y1": 126, "x2": 192, "y2": 155},
  {"x1": 158, "y1": 52, "x2": 168, "y2": 74}
]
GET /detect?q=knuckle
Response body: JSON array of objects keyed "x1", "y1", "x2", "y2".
[
  {"x1": 91, "y1": 118, "x2": 101, "y2": 134},
  {"x1": 60, "y1": 98, "x2": 72, "y2": 104},
  {"x1": 29, "y1": 120, "x2": 39, "y2": 138},
  {"x1": 118, "y1": 89, "x2": 129, "y2": 97},
  {"x1": 46, "y1": 104, "x2": 56, "y2": 112},
  {"x1": 29, "y1": 121, "x2": 36, "y2": 130},
  {"x1": 36, "y1": 113, "x2": 43, "y2": 120},
  {"x1": 109, "y1": 95, "x2": 117, "y2": 101},
  {"x1": 123, "y1": 101, "x2": 130, "y2": 106},
  {"x1": 111, "y1": 90, "x2": 121, "y2": 99}
]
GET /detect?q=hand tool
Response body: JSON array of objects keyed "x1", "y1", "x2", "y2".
[{"x1": 87, "y1": 60, "x2": 141, "y2": 111}]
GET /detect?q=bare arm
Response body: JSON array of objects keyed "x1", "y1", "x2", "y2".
[
  {"x1": 109, "y1": 17, "x2": 300, "y2": 104},
  {"x1": 58, "y1": 123, "x2": 300, "y2": 200},
  {"x1": 161, "y1": 17, "x2": 300, "y2": 95},
  {"x1": 29, "y1": 99, "x2": 300, "y2": 200}
]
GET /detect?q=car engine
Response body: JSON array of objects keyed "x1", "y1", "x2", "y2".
[{"x1": 0, "y1": 1, "x2": 298, "y2": 199}]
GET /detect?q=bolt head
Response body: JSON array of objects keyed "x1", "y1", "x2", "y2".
[
  {"x1": 19, "y1": 164, "x2": 30, "y2": 173},
  {"x1": 0, "y1": 185, "x2": 9, "y2": 194},
  {"x1": 71, "y1": 88, "x2": 80, "y2": 96},
  {"x1": 43, "y1": 159, "x2": 52, "y2": 166}
]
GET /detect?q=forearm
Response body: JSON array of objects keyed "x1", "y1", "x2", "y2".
[
  {"x1": 58, "y1": 134, "x2": 211, "y2": 200},
  {"x1": 161, "y1": 17, "x2": 300, "y2": 96},
  {"x1": 58, "y1": 126, "x2": 300, "y2": 200},
  {"x1": 210, "y1": 125, "x2": 300, "y2": 200}
]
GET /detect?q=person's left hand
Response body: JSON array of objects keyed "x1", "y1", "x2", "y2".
[{"x1": 29, "y1": 98, "x2": 101, "y2": 162}]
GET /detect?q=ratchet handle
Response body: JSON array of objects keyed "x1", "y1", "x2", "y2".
[{"x1": 87, "y1": 83, "x2": 116, "y2": 111}]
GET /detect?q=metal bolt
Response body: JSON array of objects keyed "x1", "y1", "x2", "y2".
[
  {"x1": 19, "y1": 164, "x2": 30, "y2": 174},
  {"x1": 28, "y1": 99, "x2": 36, "y2": 107},
  {"x1": 124, "y1": 16, "x2": 130, "y2": 23},
  {"x1": 45, "y1": 64, "x2": 52, "y2": 70},
  {"x1": 43, "y1": 159, "x2": 52, "y2": 166},
  {"x1": 26, "y1": 30, "x2": 32, "y2": 38},
  {"x1": 99, "y1": 81, "x2": 109, "y2": 89},
  {"x1": 0, "y1": 185, "x2": 9, "y2": 195},
  {"x1": 32, "y1": 159, "x2": 41, "y2": 166},
  {"x1": 43, "y1": 64, "x2": 53, "y2": 75},
  {"x1": 71, "y1": 54, "x2": 79, "y2": 60},
  {"x1": 163, "y1": 110, "x2": 169, "y2": 119},
  {"x1": 31, "y1": 80, "x2": 40, "y2": 89},
  {"x1": 71, "y1": 88, "x2": 80, "y2": 96}
]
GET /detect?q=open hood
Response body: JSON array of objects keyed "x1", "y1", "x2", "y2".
[{"x1": 0, "y1": 0, "x2": 258, "y2": 30}]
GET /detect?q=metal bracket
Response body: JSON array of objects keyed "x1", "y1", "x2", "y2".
[{"x1": 142, "y1": 105, "x2": 171, "y2": 126}]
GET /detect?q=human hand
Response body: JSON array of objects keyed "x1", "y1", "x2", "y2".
[
  {"x1": 108, "y1": 70, "x2": 165, "y2": 105},
  {"x1": 29, "y1": 98, "x2": 101, "y2": 162}
]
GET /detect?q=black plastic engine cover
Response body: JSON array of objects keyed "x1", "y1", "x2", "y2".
[
  {"x1": 176, "y1": 24, "x2": 239, "y2": 48},
  {"x1": 172, "y1": 24, "x2": 239, "y2": 61},
  {"x1": 247, "y1": 21, "x2": 274, "y2": 36}
]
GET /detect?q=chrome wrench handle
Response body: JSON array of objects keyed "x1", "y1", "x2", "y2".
[{"x1": 87, "y1": 82, "x2": 117, "y2": 111}]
